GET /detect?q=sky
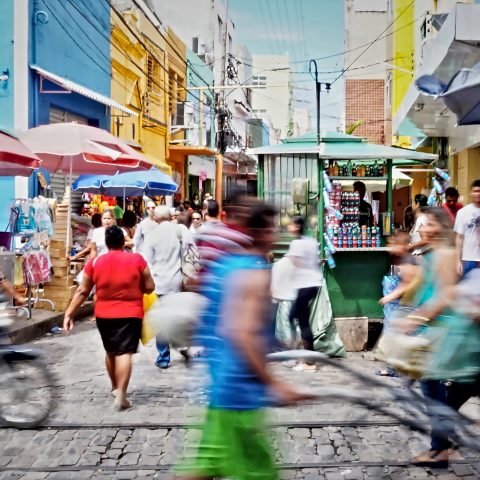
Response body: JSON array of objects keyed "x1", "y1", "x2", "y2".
[{"x1": 229, "y1": 0, "x2": 345, "y2": 131}]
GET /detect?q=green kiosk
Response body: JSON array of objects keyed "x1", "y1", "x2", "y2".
[{"x1": 252, "y1": 132, "x2": 437, "y2": 320}]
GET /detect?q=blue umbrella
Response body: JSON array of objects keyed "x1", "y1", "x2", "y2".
[
  {"x1": 72, "y1": 168, "x2": 177, "y2": 197},
  {"x1": 104, "y1": 168, "x2": 177, "y2": 196},
  {"x1": 72, "y1": 174, "x2": 112, "y2": 194}
]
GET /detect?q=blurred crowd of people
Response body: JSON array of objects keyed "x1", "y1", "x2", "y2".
[
  {"x1": 379, "y1": 179, "x2": 480, "y2": 468},
  {"x1": 55, "y1": 179, "x2": 479, "y2": 477}
]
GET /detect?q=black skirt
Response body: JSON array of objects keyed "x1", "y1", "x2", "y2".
[{"x1": 96, "y1": 317, "x2": 142, "y2": 355}]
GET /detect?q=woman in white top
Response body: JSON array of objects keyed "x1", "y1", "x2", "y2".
[
  {"x1": 409, "y1": 194, "x2": 429, "y2": 255},
  {"x1": 286, "y1": 216, "x2": 323, "y2": 370},
  {"x1": 91, "y1": 210, "x2": 130, "y2": 259}
]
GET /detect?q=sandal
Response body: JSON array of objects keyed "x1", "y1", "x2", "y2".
[
  {"x1": 410, "y1": 449, "x2": 449, "y2": 469},
  {"x1": 375, "y1": 367, "x2": 399, "y2": 377}
]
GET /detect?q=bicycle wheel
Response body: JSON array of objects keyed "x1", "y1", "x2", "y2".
[{"x1": 0, "y1": 357, "x2": 55, "y2": 428}]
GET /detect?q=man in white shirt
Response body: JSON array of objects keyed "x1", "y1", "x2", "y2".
[
  {"x1": 143, "y1": 206, "x2": 182, "y2": 369},
  {"x1": 454, "y1": 180, "x2": 480, "y2": 277},
  {"x1": 133, "y1": 201, "x2": 157, "y2": 254}
]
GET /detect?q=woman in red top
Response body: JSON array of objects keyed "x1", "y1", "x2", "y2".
[{"x1": 64, "y1": 226, "x2": 154, "y2": 411}]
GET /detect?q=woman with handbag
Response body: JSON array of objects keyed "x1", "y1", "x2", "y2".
[
  {"x1": 64, "y1": 226, "x2": 155, "y2": 411},
  {"x1": 405, "y1": 208, "x2": 480, "y2": 468}
]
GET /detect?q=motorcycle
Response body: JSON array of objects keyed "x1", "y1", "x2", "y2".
[{"x1": 0, "y1": 306, "x2": 55, "y2": 428}]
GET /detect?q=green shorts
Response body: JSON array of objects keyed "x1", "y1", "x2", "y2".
[{"x1": 178, "y1": 407, "x2": 277, "y2": 480}]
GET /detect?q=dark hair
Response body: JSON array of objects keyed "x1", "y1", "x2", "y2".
[
  {"x1": 472, "y1": 179, "x2": 480, "y2": 189},
  {"x1": 353, "y1": 181, "x2": 366, "y2": 196},
  {"x1": 291, "y1": 215, "x2": 305, "y2": 235},
  {"x1": 178, "y1": 211, "x2": 193, "y2": 228},
  {"x1": 122, "y1": 210, "x2": 137, "y2": 228},
  {"x1": 445, "y1": 187, "x2": 459, "y2": 198},
  {"x1": 206, "y1": 200, "x2": 220, "y2": 218},
  {"x1": 105, "y1": 226, "x2": 125, "y2": 250},
  {"x1": 414, "y1": 194, "x2": 428, "y2": 207},
  {"x1": 91, "y1": 213, "x2": 102, "y2": 228}
]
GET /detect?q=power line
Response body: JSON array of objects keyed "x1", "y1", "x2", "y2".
[{"x1": 331, "y1": 0, "x2": 416, "y2": 85}]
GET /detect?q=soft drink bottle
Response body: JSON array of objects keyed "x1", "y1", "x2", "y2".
[
  {"x1": 323, "y1": 172, "x2": 333, "y2": 193},
  {"x1": 433, "y1": 177, "x2": 444, "y2": 195},
  {"x1": 427, "y1": 188, "x2": 437, "y2": 206},
  {"x1": 324, "y1": 248, "x2": 336, "y2": 269},
  {"x1": 324, "y1": 233, "x2": 336, "y2": 254},
  {"x1": 323, "y1": 189, "x2": 331, "y2": 209},
  {"x1": 435, "y1": 168, "x2": 450, "y2": 182}
]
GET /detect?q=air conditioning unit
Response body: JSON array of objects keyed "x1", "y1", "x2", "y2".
[
  {"x1": 192, "y1": 36, "x2": 206, "y2": 55},
  {"x1": 173, "y1": 102, "x2": 194, "y2": 127}
]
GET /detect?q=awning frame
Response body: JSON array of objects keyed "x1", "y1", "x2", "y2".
[{"x1": 31, "y1": 65, "x2": 139, "y2": 117}]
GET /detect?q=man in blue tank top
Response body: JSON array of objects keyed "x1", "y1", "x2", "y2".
[{"x1": 178, "y1": 198, "x2": 310, "y2": 480}]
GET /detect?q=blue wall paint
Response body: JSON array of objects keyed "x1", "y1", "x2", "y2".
[
  {"x1": 30, "y1": 0, "x2": 111, "y2": 129},
  {"x1": 0, "y1": 0, "x2": 14, "y2": 128},
  {"x1": 0, "y1": 0, "x2": 16, "y2": 230}
]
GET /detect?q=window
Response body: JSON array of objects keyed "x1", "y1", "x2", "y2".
[
  {"x1": 218, "y1": 16, "x2": 223, "y2": 43},
  {"x1": 252, "y1": 76, "x2": 267, "y2": 88},
  {"x1": 168, "y1": 69, "x2": 176, "y2": 114},
  {"x1": 147, "y1": 54, "x2": 161, "y2": 94},
  {"x1": 354, "y1": 0, "x2": 387, "y2": 12}
]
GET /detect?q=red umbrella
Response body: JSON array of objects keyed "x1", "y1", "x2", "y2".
[{"x1": 0, "y1": 129, "x2": 41, "y2": 177}]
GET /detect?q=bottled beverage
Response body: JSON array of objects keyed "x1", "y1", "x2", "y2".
[
  {"x1": 433, "y1": 177, "x2": 444, "y2": 194},
  {"x1": 324, "y1": 233, "x2": 336, "y2": 254},
  {"x1": 346, "y1": 159, "x2": 352, "y2": 176},
  {"x1": 332, "y1": 161, "x2": 339, "y2": 177},
  {"x1": 323, "y1": 172, "x2": 332, "y2": 193},
  {"x1": 324, "y1": 248, "x2": 336, "y2": 269},
  {"x1": 427, "y1": 188, "x2": 437, "y2": 206},
  {"x1": 359, "y1": 164, "x2": 365, "y2": 177},
  {"x1": 352, "y1": 163, "x2": 357, "y2": 176},
  {"x1": 323, "y1": 189, "x2": 331, "y2": 209},
  {"x1": 378, "y1": 162, "x2": 384, "y2": 177},
  {"x1": 373, "y1": 160, "x2": 379, "y2": 177},
  {"x1": 435, "y1": 167, "x2": 450, "y2": 182},
  {"x1": 376, "y1": 235, "x2": 381, "y2": 247}
]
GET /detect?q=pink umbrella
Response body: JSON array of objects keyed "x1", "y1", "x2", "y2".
[
  {"x1": 0, "y1": 128, "x2": 41, "y2": 177},
  {"x1": 20, "y1": 123, "x2": 153, "y2": 246},
  {"x1": 20, "y1": 123, "x2": 151, "y2": 175}
]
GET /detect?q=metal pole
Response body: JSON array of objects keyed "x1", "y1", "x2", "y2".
[{"x1": 387, "y1": 159, "x2": 393, "y2": 233}]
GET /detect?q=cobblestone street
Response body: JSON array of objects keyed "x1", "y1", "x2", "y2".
[{"x1": 0, "y1": 321, "x2": 478, "y2": 479}]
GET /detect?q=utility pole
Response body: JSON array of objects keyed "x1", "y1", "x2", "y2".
[
  {"x1": 215, "y1": 0, "x2": 229, "y2": 208},
  {"x1": 309, "y1": 59, "x2": 331, "y2": 247}
]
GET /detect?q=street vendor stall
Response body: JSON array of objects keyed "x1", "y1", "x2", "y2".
[{"x1": 252, "y1": 132, "x2": 438, "y2": 320}]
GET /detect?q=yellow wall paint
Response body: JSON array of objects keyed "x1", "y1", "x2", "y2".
[
  {"x1": 392, "y1": 0, "x2": 414, "y2": 115},
  {"x1": 110, "y1": 7, "x2": 187, "y2": 176}
]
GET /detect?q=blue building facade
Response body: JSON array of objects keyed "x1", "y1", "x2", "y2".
[
  {"x1": 29, "y1": 0, "x2": 111, "y2": 129},
  {"x1": 0, "y1": 1, "x2": 112, "y2": 228},
  {"x1": 0, "y1": 0, "x2": 17, "y2": 229}
]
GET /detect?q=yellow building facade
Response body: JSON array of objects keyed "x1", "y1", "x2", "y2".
[{"x1": 110, "y1": 5, "x2": 188, "y2": 198}]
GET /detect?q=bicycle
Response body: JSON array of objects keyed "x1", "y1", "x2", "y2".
[
  {"x1": 267, "y1": 350, "x2": 480, "y2": 453},
  {"x1": 0, "y1": 307, "x2": 56, "y2": 428}
]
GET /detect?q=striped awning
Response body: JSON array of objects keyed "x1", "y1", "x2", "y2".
[{"x1": 31, "y1": 65, "x2": 139, "y2": 117}]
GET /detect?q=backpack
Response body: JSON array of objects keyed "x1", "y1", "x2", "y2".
[{"x1": 176, "y1": 225, "x2": 201, "y2": 283}]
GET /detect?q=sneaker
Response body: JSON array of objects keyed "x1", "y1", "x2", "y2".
[
  {"x1": 293, "y1": 363, "x2": 317, "y2": 372},
  {"x1": 155, "y1": 362, "x2": 169, "y2": 369}
]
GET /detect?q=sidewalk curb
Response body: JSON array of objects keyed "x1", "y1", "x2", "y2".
[{"x1": 8, "y1": 302, "x2": 94, "y2": 344}]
